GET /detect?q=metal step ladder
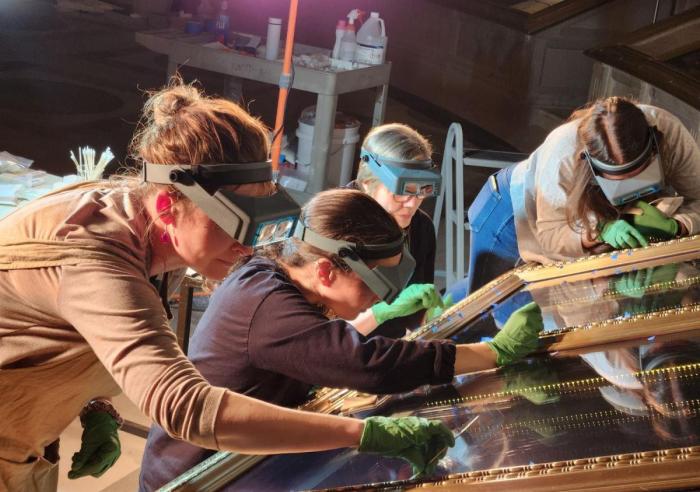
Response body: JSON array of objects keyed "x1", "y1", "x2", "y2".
[{"x1": 433, "y1": 123, "x2": 525, "y2": 288}]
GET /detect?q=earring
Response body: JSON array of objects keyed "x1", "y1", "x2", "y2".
[{"x1": 160, "y1": 230, "x2": 171, "y2": 244}]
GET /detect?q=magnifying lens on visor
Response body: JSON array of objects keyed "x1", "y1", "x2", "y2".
[
  {"x1": 583, "y1": 127, "x2": 664, "y2": 206},
  {"x1": 361, "y1": 149, "x2": 441, "y2": 198},
  {"x1": 292, "y1": 221, "x2": 416, "y2": 303},
  {"x1": 143, "y1": 161, "x2": 300, "y2": 248}
]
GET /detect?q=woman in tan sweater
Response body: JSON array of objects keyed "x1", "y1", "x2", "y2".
[{"x1": 0, "y1": 82, "x2": 453, "y2": 491}]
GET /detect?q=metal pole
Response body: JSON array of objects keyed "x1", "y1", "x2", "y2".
[
  {"x1": 270, "y1": 0, "x2": 299, "y2": 175},
  {"x1": 652, "y1": 0, "x2": 660, "y2": 23}
]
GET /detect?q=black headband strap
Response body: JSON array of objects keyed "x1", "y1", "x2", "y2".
[
  {"x1": 143, "y1": 161, "x2": 272, "y2": 186},
  {"x1": 294, "y1": 220, "x2": 405, "y2": 260}
]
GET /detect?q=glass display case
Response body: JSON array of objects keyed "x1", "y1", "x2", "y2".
[{"x1": 159, "y1": 236, "x2": 700, "y2": 492}]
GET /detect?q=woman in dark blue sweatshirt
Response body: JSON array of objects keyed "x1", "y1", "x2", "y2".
[{"x1": 139, "y1": 189, "x2": 541, "y2": 490}]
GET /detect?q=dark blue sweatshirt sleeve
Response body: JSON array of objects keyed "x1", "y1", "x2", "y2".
[{"x1": 247, "y1": 286, "x2": 455, "y2": 395}]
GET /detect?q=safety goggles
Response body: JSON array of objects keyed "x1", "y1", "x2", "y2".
[
  {"x1": 143, "y1": 161, "x2": 300, "y2": 248},
  {"x1": 583, "y1": 127, "x2": 664, "y2": 206},
  {"x1": 293, "y1": 220, "x2": 416, "y2": 303},
  {"x1": 361, "y1": 149, "x2": 441, "y2": 198}
]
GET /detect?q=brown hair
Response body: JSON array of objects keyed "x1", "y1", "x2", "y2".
[
  {"x1": 253, "y1": 188, "x2": 404, "y2": 271},
  {"x1": 565, "y1": 97, "x2": 663, "y2": 238},
  {"x1": 129, "y1": 78, "x2": 270, "y2": 198}
]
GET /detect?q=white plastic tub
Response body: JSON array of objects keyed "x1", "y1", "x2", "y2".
[{"x1": 295, "y1": 106, "x2": 361, "y2": 189}]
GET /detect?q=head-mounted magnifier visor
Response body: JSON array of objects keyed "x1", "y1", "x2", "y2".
[
  {"x1": 143, "y1": 161, "x2": 300, "y2": 248},
  {"x1": 293, "y1": 220, "x2": 416, "y2": 303},
  {"x1": 583, "y1": 127, "x2": 663, "y2": 206},
  {"x1": 361, "y1": 149, "x2": 441, "y2": 198}
]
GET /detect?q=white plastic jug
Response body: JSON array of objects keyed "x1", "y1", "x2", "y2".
[{"x1": 355, "y1": 11, "x2": 386, "y2": 65}]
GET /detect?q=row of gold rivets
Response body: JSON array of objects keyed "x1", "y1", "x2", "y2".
[
  {"x1": 541, "y1": 301, "x2": 700, "y2": 337},
  {"x1": 543, "y1": 273, "x2": 700, "y2": 307},
  {"x1": 519, "y1": 236, "x2": 696, "y2": 273},
  {"x1": 435, "y1": 446, "x2": 700, "y2": 485},
  {"x1": 456, "y1": 400, "x2": 700, "y2": 439},
  {"x1": 426, "y1": 362, "x2": 700, "y2": 408}
]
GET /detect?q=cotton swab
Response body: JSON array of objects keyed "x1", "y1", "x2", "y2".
[
  {"x1": 69, "y1": 150, "x2": 80, "y2": 171},
  {"x1": 69, "y1": 146, "x2": 115, "y2": 180},
  {"x1": 91, "y1": 147, "x2": 114, "y2": 180}
]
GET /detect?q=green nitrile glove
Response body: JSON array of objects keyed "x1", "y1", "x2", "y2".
[
  {"x1": 599, "y1": 220, "x2": 648, "y2": 249},
  {"x1": 612, "y1": 268, "x2": 653, "y2": 299},
  {"x1": 372, "y1": 284, "x2": 443, "y2": 325},
  {"x1": 358, "y1": 416, "x2": 455, "y2": 476},
  {"x1": 68, "y1": 412, "x2": 121, "y2": 479},
  {"x1": 486, "y1": 302, "x2": 543, "y2": 367},
  {"x1": 630, "y1": 200, "x2": 679, "y2": 240},
  {"x1": 426, "y1": 294, "x2": 454, "y2": 322}
]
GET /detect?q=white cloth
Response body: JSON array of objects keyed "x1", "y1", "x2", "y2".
[{"x1": 510, "y1": 105, "x2": 700, "y2": 264}]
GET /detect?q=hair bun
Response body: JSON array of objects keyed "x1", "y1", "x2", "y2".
[{"x1": 151, "y1": 85, "x2": 199, "y2": 126}]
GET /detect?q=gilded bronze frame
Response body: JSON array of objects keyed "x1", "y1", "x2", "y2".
[
  {"x1": 159, "y1": 235, "x2": 700, "y2": 491},
  {"x1": 411, "y1": 235, "x2": 700, "y2": 351},
  {"x1": 316, "y1": 446, "x2": 700, "y2": 491}
]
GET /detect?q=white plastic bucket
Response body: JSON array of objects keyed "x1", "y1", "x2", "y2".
[{"x1": 296, "y1": 108, "x2": 361, "y2": 188}]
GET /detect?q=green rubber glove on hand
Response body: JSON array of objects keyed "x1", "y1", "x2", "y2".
[
  {"x1": 68, "y1": 412, "x2": 121, "y2": 479},
  {"x1": 359, "y1": 416, "x2": 455, "y2": 476},
  {"x1": 425, "y1": 294, "x2": 454, "y2": 322},
  {"x1": 487, "y1": 302, "x2": 543, "y2": 366},
  {"x1": 630, "y1": 200, "x2": 679, "y2": 240},
  {"x1": 372, "y1": 284, "x2": 443, "y2": 325},
  {"x1": 599, "y1": 220, "x2": 648, "y2": 249}
]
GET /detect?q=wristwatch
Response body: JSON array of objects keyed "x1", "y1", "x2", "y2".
[{"x1": 79, "y1": 399, "x2": 124, "y2": 428}]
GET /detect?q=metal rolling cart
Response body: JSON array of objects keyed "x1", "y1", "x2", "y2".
[{"x1": 135, "y1": 28, "x2": 391, "y2": 194}]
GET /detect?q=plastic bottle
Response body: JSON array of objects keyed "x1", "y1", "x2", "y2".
[
  {"x1": 332, "y1": 20, "x2": 346, "y2": 59},
  {"x1": 215, "y1": 1, "x2": 230, "y2": 44},
  {"x1": 356, "y1": 11, "x2": 386, "y2": 65},
  {"x1": 265, "y1": 17, "x2": 281, "y2": 60},
  {"x1": 338, "y1": 23, "x2": 356, "y2": 62}
]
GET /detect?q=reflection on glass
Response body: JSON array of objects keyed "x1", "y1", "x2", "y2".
[
  {"x1": 254, "y1": 218, "x2": 297, "y2": 247},
  {"x1": 272, "y1": 219, "x2": 294, "y2": 241},
  {"x1": 225, "y1": 336, "x2": 700, "y2": 491},
  {"x1": 448, "y1": 259, "x2": 700, "y2": 346},
  {"x1": 255, "y1": 223, "x2": 277, "y2": 246}
]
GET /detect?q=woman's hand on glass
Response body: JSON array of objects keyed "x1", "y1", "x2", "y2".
[{"x1": 358, "y1": 416, "x2": 455, "y2": 477}]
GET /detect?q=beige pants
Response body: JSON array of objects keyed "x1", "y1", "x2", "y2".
[{"x1": 0, "y1": 441, "x2": 59, "y2": 492}]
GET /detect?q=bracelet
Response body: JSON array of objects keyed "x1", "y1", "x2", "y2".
[{"x1": 79, "y1": 399, "x2": 124, "y2": 428}]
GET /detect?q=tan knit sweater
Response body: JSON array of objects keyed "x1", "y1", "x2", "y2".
[{"x1": 0, "y1": 183, "x2": 224, "y2": 463}]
